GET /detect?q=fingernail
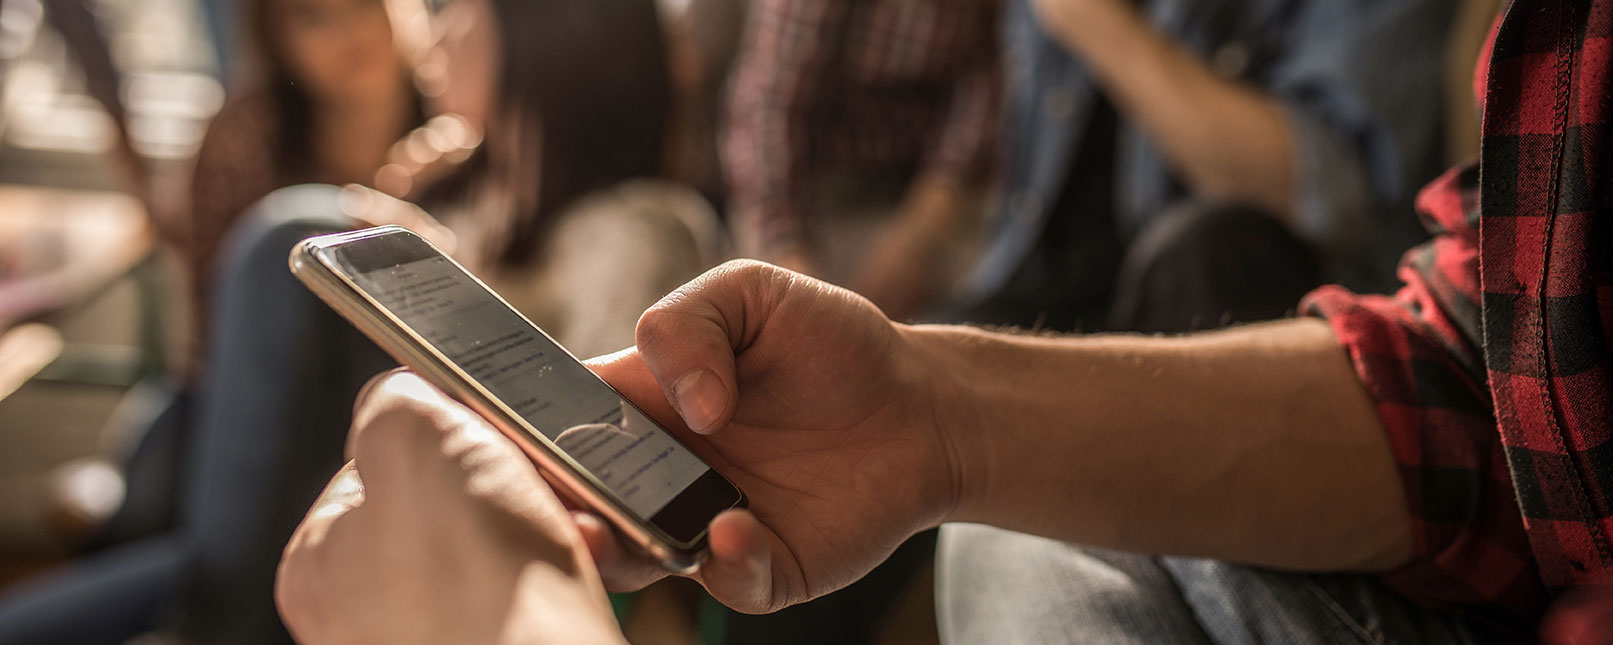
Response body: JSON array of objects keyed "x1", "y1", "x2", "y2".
[{"x1": 672, "y1": 370, "x2": 726, "y2": 434}]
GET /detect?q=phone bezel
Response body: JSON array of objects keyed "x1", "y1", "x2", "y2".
[{"x1": 289, "y1": 225, "x2": 746, "y2": 573}]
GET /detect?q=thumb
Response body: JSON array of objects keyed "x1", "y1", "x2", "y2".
[
  {"x1": 696, "y1": 509, "x2": 786, "y2": 613},
  {"x1": 633, "y1": 261, "x2": 783, "y2": 434}
]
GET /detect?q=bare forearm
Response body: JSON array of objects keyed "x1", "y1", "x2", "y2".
[
  {"x1": 850, "y1": 176, "x2": 967, "y2": 320},
  {"x1": 897, "y1": 174, "x2": 970, "y2": 232},
  {"x1": 909, "y1": 317, "x2": 1411, "y2": 571},
  {"x1": 1035, "y1": 0, "x2": 1294, "y2": 217}
]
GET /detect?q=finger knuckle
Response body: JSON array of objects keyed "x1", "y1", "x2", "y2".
[
  {"x1": 634, "y1": 305, "x2": 673, "y2": 349},
  {"x1": 715, "y1": 258, "x2": 775, "y2": 285}
]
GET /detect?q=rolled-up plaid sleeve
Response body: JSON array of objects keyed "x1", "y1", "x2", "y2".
[{"x1": 1301, "y1": 164, "x2": 1546, "y2": 623}]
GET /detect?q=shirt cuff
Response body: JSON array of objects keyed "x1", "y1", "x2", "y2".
[{"x1": 1302, "y1": 285, "x2": 1540, "y2": 620}]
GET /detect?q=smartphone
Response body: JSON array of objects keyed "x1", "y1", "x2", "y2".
[{"x1": 289, "y1": 225, "x2": 745, "y2": 573}]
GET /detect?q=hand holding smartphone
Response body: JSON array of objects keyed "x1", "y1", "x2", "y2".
[{"x1": 290, "y1": 225, "x2": 745, "y2": 572}]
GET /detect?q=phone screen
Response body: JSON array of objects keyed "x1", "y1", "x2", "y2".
[{"x1": 341, "y1": 251, "x2": 712, "y2": 522}]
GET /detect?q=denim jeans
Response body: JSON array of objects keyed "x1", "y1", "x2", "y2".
[
  {"x1": 937, "y1": 524, "x2": 1480, "y2": 644},
  {"x1": 174, "y1": 185, "x2": 393, "y2": 642}
]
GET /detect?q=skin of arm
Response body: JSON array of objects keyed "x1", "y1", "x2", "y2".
[
  {"x1": 915, "y1": 318, "x2": 1412, "y2": 571},
  {"x1": 1030, "y1": 0, "x2": 1297, "y2": 219}
]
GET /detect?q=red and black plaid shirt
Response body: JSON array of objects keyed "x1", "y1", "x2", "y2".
[
  {"x1": 1303, "y1": 0, "x2": 1612, "y2": 632},
  {"x1": 723, "y1": 0, "x2": 1000, "y2": 255}
]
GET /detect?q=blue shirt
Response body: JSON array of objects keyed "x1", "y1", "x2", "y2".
[{"x1": 966, "y1": 0, "x2": 1461, "y2": 299}]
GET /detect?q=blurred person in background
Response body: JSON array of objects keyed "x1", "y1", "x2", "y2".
[
  {"x1": 182, "y1": 0, "x2": 431, "y2": 369},
  {"x1": 955, "y1": 0, "x2": 1459, "y2": 334},
  {"x1": 661, "y1": 0, "x2": 747, "y2": 210},
  {"x1": 723, "y1": 0, "x2": 1001, "y2": 322},
  {"x1": 0, "y1": 0, "x2": 722, "y2": 642}
]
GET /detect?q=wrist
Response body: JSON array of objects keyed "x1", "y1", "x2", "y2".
[
  {"x1": 900, "y1": 177, "x2": 965, "y2": 235},
  {"x1": 1036, "y1": 0, "x2": 1145, "y2": 70},
  {"x1": 895, "y1": 324, "x2": 994, "y2": 529}
]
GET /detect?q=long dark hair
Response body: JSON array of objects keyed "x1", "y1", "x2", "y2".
[
  {"x1": 423, "y1": 0, "x2": 673, "y2": 267},
  {"x1": 242, "y1": 0, "x2": 314, "y2": 183}
]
